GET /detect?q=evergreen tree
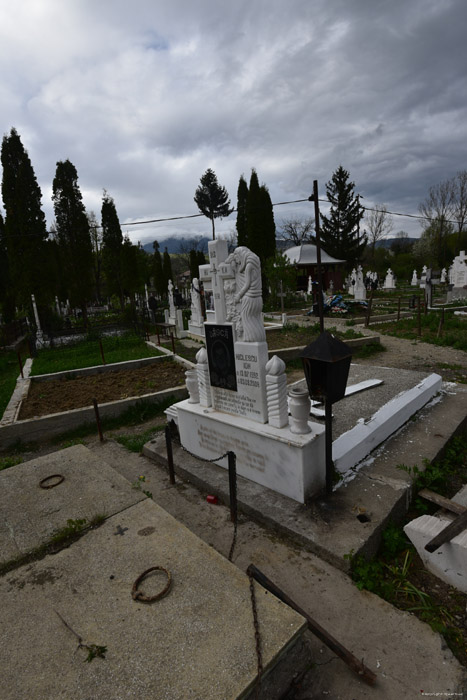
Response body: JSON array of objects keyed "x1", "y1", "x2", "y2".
[
  {"x1": 88, "y1": 211, "x2": 103, "y2": 303},
  {"x1": 258, "y1": 183, "x2": 276, "y2": 259},
  {"x1": 320, "y1": 165, "x2": 366, "y2": 269},
  {"x1": 194, "y1": 168, "x2": 233, "y2": 239},
  {"x1": 245, "y1": 169, "x2": 276, "y2": 286},
  {"x1": 162, "y1": 247, "x2": 173, "y2": 290},
  {"x1": 0, "y1": 211, "x2": 13, "y2": 320},
  {"x1": 1, "y1": 128, "x2": 50, "y2": 311},
  {"x1": 52, "y1": 160, "x2": 93, "y2": 321},
  {"x1": 101, "y1": 192, "x2": 124, "y2": 308},
  {"x1": 246, "y1": 169, "x2": 261, "y2": 256},
  {"x1": 152, "y1": 240, "x2": 165, "y2": 297},
  {"x1": 236, "y1": 175, "x2": 249, "y2": 246}
]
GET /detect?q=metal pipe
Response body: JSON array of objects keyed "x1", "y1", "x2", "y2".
[
  {"x1": 165, "y1": 425, "x2": 176, "y2": 484},
  {"x1": 92, "y1": 398, "x2": 104, "y2": 442},
  {"x1": 228, "y1": 451, "x2": 237, "y2": 524}
]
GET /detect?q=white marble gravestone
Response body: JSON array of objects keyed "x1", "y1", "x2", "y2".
[
  {"x1": 169, "y1": 241, "x2": 326, "y2": 503},
  {"x1": 384, "y1": 268, "x2": 395, "y2": 289},
  {"x1": 411, "y1": 270, "x2": 418, "y2": 286},
  {"x1": 354, "y1": 265, "x2": 366, "y2": 301},
  {"x1": 188, "y1": 277, "x2": 205, "y2": 336},
  {"x1": 452, "y1": 251, "x2": 467, "y2": 288},
  {"x1": 420, "y1": 265, "x2": 427, "y2": 289}
]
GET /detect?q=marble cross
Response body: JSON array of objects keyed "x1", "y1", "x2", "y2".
[{"x1": 199, "y1": 239, "x2": 235, "y2": 324}]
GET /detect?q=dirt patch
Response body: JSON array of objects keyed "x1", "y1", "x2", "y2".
[{"x1": 19, "y1": 360, "x2": 187, "y2": 419}]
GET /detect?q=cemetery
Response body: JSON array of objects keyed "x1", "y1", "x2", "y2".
[{"x1": 1, "y1": 241, "x2": 467, "y2": 699}]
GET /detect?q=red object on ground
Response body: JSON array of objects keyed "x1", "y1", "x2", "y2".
[{"x1": 206, "y1": 495, "x2": 218, "y2": 504}]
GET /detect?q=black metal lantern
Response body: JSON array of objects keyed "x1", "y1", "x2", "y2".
[
  {"x1": 300, "y1": 331, "x2": 352, "y2": 404},
  {"x1": 300, "y1": 331, "x2": 352, "y2": 496}
]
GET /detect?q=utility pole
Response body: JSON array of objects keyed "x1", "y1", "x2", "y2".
[{"x1": 308, "y1": 180, "x2": 324, "y2": 333}]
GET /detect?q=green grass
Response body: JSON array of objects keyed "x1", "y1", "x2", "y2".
[
  {"x1": 30, "y1": 332, "x2": 162, "y2": 376},
  {"x1": 0, "y1": 350, "x2": 25, "y2": 417},
  {"x1": 347, "y1": 434, "x2": 467, "y2": 665},
  {"x1": 372, "y1": 312, "x2": 467, "y2": 352},
  {"x1": 115, "y1": 425, "x2": 165, "y2": 453},
  {"x1": 0, "y1": 454, "x2": 23, "y2": 471}
]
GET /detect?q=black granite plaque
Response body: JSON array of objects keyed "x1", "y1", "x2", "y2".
[{"x1": 205, "y1": 324, "x2": 238, "y2": 391}]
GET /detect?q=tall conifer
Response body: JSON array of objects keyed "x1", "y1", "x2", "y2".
[
  {"x1": 1, "y1": 128, "x2": 49, "y2": 311},
  {"x1": 320, "y1": 165, "x2": 366, "y2": 269},
  {"x1": 236, "y1": 175, "x2": 249, "y2": 246},
  {"x1": 52, "y1": 160, "x2": 93, "y2": 320},
  {"x1": 101, "y1": 192, "x2": 124, "y2": 308}
]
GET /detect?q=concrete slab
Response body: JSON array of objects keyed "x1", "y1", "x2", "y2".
[
  {"x1": 0, "y1": 444, "x2": 146, "y2": 564},
  {"x1": 144, "y1": 380, "x2": 467, "y2": 570},
  {"x1": 0, "y1": 498, "x2": 308, "y2": 700}
]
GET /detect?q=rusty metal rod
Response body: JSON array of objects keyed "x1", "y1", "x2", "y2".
[
  {"x1": 170, "y1": 332, "x2": 175, "y2": 354},
  {"x1": 228, "y1": 451, "x2": 237, "y2": 524},
  {"x1": 397, "y1": 297, "x2": 401, "y2": 321},
  {"x1": 417, "y1": 297, "x2": 421, "y2": 336},
  {"x1": 99, "y1": 339, "x2": 106, "y2": 365},
  {"x1": 246, "y1": 564, "x2": 377, "y2": 686},
  {"x1": 92, "y1": 398, "x2": 104, "y2": 442},
  {"x1": 165, "y1": 425, "x2": 176, "y2": 485}
]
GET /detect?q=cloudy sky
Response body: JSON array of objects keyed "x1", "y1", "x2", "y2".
[{"x1": 1, "y1": 0, "x2": 466, "y2": 246}]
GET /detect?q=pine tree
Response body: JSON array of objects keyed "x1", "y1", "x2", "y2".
[
  {"x1": 320, "y1": 165, "x2": 366, "y2": 269},
  {"x1": 101, "y1": 192, "x2": 124, "y2": 308},
  {"x1": 194, "y1": 168, "x2": 233, "y2": 239},
  {"x1": 52, "y1": 160, "x2": 93, "y2": 321},
  {"x1": 1, "y1": 128, "x2": 50, "y2": 311},
  {"x1": 236, "y1": 175, "x2": 249, "y2": 246}
]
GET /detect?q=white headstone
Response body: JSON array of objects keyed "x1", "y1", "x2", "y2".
[
  {"x1": 411, "y1": 270, "x2": 418, "y2": 286},
  {"x1": 384, "y1": 268, "x2": 395, "y2": 289},
  {"x1": 354, "y1": 266, "x2": 366, "y2": 301},
  {"x1": 451, "y1": 251, "x2": 467, "y2": 288}
]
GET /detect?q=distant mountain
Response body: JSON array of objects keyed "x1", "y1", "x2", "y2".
[
  {"x1": 375, "y1": 237, "x2": 417, "y2": 249},
  {"x1": 142, "y1": 235, "x2": 210, "y2": 254}
]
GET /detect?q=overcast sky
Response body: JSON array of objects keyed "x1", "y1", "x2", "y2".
[{"x1": 1, "y1": 0, "x2": 466, "y2": 246}]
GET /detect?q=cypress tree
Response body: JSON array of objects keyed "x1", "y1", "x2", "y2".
[
  {"x1": 101, "y1": 192, "x2": 124, "y2": 308},
  {"x1": 246, "y1": 169, "x2": 262, "y2": 258},
  {"x1": 246, "y1": 170, "x2": 276, "y2": 262},
  {"x1": 1, "y1": 128, "x2": 50, "y2": 311},
  {"x1": 52, "y1": 160, "x2": 93, "y2": 321},
  {"x1": 236, "y1": 175, "x2": 249, "y2": 246},
  {"x1": 320, "y1": 165, "x2": 366, "y2": 269}
]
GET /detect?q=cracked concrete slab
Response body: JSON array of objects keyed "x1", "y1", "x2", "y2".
[
  {"x1": 0, "y1": 498, "x2": 308, "y2": 700},
  {"x1": 0, "y1": 444, "x2": 146, "y2": 564}
]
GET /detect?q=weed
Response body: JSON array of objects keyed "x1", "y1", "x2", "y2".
[
  {"x1": 0, "y1": 455, "x2": 22, "y2": 471},
  {"x1": 132, "y1": 475, "x2": 152, "y2": 499},
  {"x1": 116, "y1": 425, "x2": 164, "y2": 454}
]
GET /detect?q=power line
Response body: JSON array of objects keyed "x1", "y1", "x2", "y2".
[{"x1": 0, "y1": 196, "x2": 459, "y2": 239}]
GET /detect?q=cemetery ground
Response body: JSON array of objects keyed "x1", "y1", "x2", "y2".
[{"x1": 1, "y1": 320, "x2": 467, "y2": 697}]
